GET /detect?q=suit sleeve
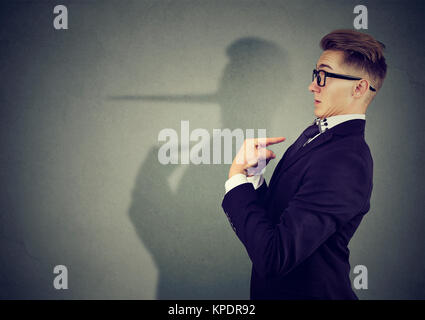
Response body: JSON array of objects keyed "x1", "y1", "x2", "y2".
[
  {"x1": 222, "y1": 150, "x2": 372, "y2": 278},
  {"x1": 254, "y1": 178, "x2": 268, "y2": 208}
]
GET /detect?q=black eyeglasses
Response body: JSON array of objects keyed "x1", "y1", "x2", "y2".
[{"x1": 312, "y1": 69, "x2": 376, "y2": 92}]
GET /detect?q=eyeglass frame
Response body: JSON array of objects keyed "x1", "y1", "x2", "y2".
[{"x1": 312, "y1": 69, "x2": 376, "y2": 92}]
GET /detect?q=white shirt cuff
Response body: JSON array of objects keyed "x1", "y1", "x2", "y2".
[
  {"x1": 224, "y1": 174, "x2": 264, "y2": 194},
  {"x1": 247, "y1": 174, "x2": 264, "y2": 190}
]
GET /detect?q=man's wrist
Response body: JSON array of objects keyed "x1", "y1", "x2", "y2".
[{"x1": 228, "y1": 165, "x2": 246, "y2": 179}]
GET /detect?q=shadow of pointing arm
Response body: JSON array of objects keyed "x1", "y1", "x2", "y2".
[{"x1": 128, "y1": 146, "x2": 177, "y2": 249}]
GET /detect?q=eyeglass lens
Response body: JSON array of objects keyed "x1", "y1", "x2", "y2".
[{"x1": 313, "y1": 70, "x2": 326, "y2": 86}]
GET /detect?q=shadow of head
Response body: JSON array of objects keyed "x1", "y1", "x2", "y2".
[{"x1": 218, "y1": 37, "x2": 289, "y2": 129}]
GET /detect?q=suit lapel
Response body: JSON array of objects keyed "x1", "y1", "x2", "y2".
[
  {"x1": 267, "y1": 119, "x2": 365, "y2": 193},
  {"x1": 281, "y1": 130, "x2": 333, "y2": 172},
  {"x1": 268, "y1": 131, "x2": 333, "y2": 191}
]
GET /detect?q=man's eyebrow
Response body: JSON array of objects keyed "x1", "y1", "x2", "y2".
[{"x1": 316, "y1": 63, "x2": 333, "y2": 70}]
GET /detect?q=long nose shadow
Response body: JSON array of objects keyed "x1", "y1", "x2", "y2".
[
  {"x1": 124, "y1": 37, "x2": 289, "y2": 299},
  {"x1": 109, "y1": 93, "x2": 217, "y2": 103}
]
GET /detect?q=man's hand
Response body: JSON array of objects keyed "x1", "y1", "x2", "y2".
[{"x1": 229, "y1": 137, "x2": 286, "y2": 179}]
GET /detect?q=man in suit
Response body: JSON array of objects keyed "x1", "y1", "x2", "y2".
[{"x1": 221, "y1": 30, "x2": 387, "y2": 299}]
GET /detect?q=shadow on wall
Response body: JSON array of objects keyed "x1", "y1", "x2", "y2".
[{"x1": 117, "y1": 37, "x2": 289, "y2": 299}]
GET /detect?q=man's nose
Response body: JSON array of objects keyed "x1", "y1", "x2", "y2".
[{"x1": 308, "y1": 80, "x2": 320, "y2": 93}]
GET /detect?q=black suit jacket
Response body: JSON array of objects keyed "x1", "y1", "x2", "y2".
[{"x1": 222, "y1": 119, "x2": 373, "y2": 299}]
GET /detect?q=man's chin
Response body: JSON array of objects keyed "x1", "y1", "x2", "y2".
[{"x1": 314, "y1": 107, "x2": 323, "y2": 118}]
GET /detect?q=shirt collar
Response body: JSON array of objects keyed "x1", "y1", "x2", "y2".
[{"x1": 314, "y1": 114, "x2": 366, "y2": 133}]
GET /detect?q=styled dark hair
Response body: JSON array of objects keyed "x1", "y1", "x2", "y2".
[{"x1": 320, "y1": 29, "x2": 387, "y2": 91}]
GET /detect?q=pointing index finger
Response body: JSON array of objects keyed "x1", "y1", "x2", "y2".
[{"x1": 257, "y1": 137, "x2": 286, "y2": 147}]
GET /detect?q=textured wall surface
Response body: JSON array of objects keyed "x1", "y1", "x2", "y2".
[{"x1": 0, "y1": 0, "x2": 424, "y2": 299}]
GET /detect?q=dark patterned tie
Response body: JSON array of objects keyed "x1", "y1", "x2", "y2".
[
  {"x1": 282, "y1": 123, "x2": 321, "y2": 161},
  {"x1": 268, "y1": 122, "x2": 321, "y2": 191}
]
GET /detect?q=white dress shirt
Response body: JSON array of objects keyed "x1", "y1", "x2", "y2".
[{"x1": 224, "y1": 114, "x2": 366, "y2": 194}]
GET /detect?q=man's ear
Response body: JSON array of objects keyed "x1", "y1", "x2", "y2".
[{"x1": 353, "y1": 79, "x2": 369, "y2": 98}]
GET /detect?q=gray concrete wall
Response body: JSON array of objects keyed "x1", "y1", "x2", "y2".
[{"x1": 0, "y1": 0, "x2": 424, "y2": 299}]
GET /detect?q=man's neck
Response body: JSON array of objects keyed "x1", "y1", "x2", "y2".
[{"x1": 319, "y1": 111, "x2": 366, "y2": 120}]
